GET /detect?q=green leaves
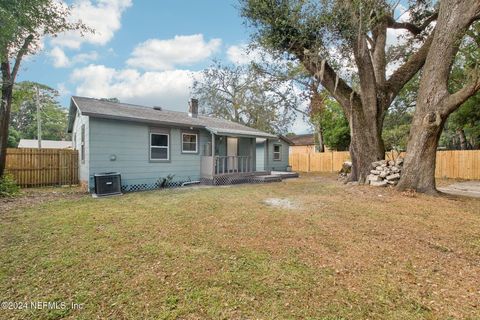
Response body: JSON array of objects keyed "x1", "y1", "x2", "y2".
[
  {"x1": 0, "y1": 0, "x2": 91, "y2": 61},
  {"x1": 312, "y1": 97, "x2": 350, "y2": 150},
  {"x1": 8, "y1": 81, "x2": 68, "y2": 145}
]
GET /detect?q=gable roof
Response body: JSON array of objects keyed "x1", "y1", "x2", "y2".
[
  {"x1": 289, "y1": 134, "x2": 315, "y2": 146},
  {"x1": 18, "y1": 139, "x2": 72, "y2": 149},
  {"x1": 68, "y1": 96, "x2": 277, "y2": 139}
]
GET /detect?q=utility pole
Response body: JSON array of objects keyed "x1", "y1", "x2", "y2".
[{"x1": 36, "y1": 85, "x2": 42, "y2": 148}]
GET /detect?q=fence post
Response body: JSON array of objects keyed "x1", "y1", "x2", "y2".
[
  {"x1": 331, "y1": 151, "x2": 334, "y2": 172},
  {"x1": 307, "y1": 153, "x2": 310, "y2": 172}
]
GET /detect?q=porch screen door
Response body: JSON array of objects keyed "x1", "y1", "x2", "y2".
[{"x1": 227, "y1": 137, "x2": 238, "y2": 172}]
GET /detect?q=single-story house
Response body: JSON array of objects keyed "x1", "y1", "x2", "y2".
[
  {"x1": 18, "y1": 139, "x2": 72, "y2": 149},
  {"x1": 67, "y1": 96, "x2": 292, "y2": 192}
]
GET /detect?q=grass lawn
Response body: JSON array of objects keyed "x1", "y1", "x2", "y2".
[{"x1": 1, "y1": 174, "x2": 480, "y2": 319}]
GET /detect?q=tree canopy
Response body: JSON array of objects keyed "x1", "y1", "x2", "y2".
[
  {"x1": 192, "y1": 61, "x2": 301, "y2": 134},
  {"x1": 240, "y1": 0, "x2": 438, "y2": 182},
  {"x1": 8, "y1": 82, "x2": 68, "y2": 147}
]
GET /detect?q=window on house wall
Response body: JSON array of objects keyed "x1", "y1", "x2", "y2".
[
  {"x1": 273, "y1": 144, "x2": 281, "y2": 161},
  {"x1": 80, "y1": 124, "x2": 85, "y2": 163},
  {"x1": 182, "y1": 133, "x2": 198, "y2": 153},
  {"x1": 150, "y1": 133, "x2": 169, "y2": 160}
]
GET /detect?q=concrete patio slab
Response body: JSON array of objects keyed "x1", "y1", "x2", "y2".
[{"x1": 438, "y1": 181, "x2": 480, "y2": 198}]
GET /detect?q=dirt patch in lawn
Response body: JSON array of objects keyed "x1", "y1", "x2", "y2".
[
  {"x1": 0, "y1": 187, "x2": 86, "y2": 213},
  {"x1": 263, "y1": 197, "x2": 298, "y2": 209}
]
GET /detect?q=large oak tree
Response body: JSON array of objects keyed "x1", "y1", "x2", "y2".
[
  {"x1": 397, "y1": 0, "x2": 480, "y2": 194},
  {"x1": 240, "y1": 0, "x2": 438, "y2": 182}
]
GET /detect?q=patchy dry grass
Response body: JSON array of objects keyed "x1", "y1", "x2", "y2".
[{"x1": 1, "y1": 174, "x2": 479, "y2": 319}]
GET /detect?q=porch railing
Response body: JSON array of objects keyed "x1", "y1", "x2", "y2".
[
  {"x1": 214, "y1": 156, "x2": 252, "y2": 175},
  {"x1": 200, "y1": 155, "x2": 254, "y2": 178}
]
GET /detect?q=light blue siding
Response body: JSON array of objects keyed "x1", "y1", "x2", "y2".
[
  {"x1": 265, "y1": 138, "x2": 290, "y2": 171},
  {"x1": 88, "y1": 118, "x2": 211, "y2": 189}
]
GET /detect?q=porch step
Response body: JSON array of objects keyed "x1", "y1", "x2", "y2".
[
  {"x1": 270, "y1": 171, "x2": 299, "y2": 179},
  {"x1": 253, "y1": 175, "x2": 282, "y2": 183}
]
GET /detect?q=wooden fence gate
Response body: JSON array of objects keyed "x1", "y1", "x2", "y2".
[{"x1": 5, "y1": 148, "x2": 79, "y2": 187}]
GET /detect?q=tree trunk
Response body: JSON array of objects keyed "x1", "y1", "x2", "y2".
[
  {"x1": 396, "y1": 112, "x2": 444, "y2": 194},
  {"x1": 397, "y1": 0, "x2": 480, "y2": 193},
  {"x1": 348, "y1": 104, "x2": 385, "y2": 183},
  {"x1": 314, "y1": 123, "x2": 324, "y2": 152},
  {"x1": 0, "y1": 83, "x2": 13, "y2": 178},
  {"x1": 456, "y1": 128, "x2": 468, "y2": 150}
]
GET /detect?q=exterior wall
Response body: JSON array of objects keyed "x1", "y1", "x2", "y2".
[
  {"x1": 88, "y1": 118, "x2": 211, "y2": 190},
  {"x1": 71, "y1": 111, "x2": 89, "y2": 186},
  {"x1": 265, "y1": 138, "x2": 290, "y2": 171}
]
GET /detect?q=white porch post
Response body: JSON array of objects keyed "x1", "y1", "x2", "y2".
[
  {"x1": 251, "y1": 137, "x2": 255, "y2": 172},
  {"x1": 211, "y1": 132, "x2": 215, "y2": 175}
]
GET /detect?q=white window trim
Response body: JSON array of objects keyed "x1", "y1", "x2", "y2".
[
  {"x1": 150, "y1": 132, "x2": 169, "y2": 161},
  {"x1": 181, "y1": 132, "x2": 198, "y2": 153},
  {"x1": 273, "y1": 144, "x2": 282, "y2": 161},
  {"x1": 80, "y1": 124, "x2": 85, "y2": 164}
]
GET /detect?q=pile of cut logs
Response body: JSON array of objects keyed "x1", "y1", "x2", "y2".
[{"x1": 367, "y1": 158, "x2": 403, "y2": 187}]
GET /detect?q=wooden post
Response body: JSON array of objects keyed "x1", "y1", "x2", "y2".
[{"x1": 211, "y1": 132, "x2": 215, "y2": 176}]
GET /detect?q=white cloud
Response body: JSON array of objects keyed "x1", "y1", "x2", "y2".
[
  {"x1": 51, "y1": 0, "x2": 132, "y2": 49},
  {"x1": 72, "y1": 51, "x2": 99, "y2": 64},
  {"x1": 70, "y1": 64, "x2": 201, "y2": 110},
  {"x1": 49, "y1": 47, "x2": 98, "y2": 68},
  {"x1": 226, "y1": 45, "x2": 264, "y2": 65},
  {"x1": 127, "y1": 34, "x2": 221, "y2": 71},
  {"x1": 50, "y1": 47, "x2": 70, "y2": 67}
]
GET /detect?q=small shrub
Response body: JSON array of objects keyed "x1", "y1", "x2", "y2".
[{"x1": 0, "y1": 174, "x2": 20, "y2": 197}]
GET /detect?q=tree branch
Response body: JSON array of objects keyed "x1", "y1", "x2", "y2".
[
  {"x1": 442, "y1": 75, "x2": 480, "y2": 116},
  {"x1": 386, "y1": 32, "x2": 435, "y2": 107},
  {"x1": 385, "y1": 12, "x2": 438, "y2": 35},
  {"x1": 301, "y1": 56, "x2": 357, "y2": 117},
  {"x1": 11, "y1": 34, "x2": 34, "y2": 81}
]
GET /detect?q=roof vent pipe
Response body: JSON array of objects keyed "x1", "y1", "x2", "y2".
[{"x1": 188, "y1": 98, "x2": 198, "y2": 118}]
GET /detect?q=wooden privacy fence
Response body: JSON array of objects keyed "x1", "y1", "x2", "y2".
[
  {"x1": 289, "y1": 150, "x2": 480, "y2": 180},
  {"x1": 5, "y1": 148, "x2": 79, "y2": 187}
]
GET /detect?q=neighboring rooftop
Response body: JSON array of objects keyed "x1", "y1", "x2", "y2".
[
  {"x1": 18, "y1": 139, "x2": 72, "y2": 149},
  {"x1": 68, "y1": 96, "x2": 277, "y2": 138},
  {"x1": 289, "y1": 134, "x2": 315, "y2": 146}
]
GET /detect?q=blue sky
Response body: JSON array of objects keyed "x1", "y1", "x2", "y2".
[
  {"x1": 17, "y1": 0, "x2": 314, "y2": 133},
  {"x1": 18, "y1": 0, "x2": 410, "y2": 134}
]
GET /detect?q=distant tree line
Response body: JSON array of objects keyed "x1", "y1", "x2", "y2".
[{"x1": 7, "y1": 82, "x2": 69, "y2": 148}]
